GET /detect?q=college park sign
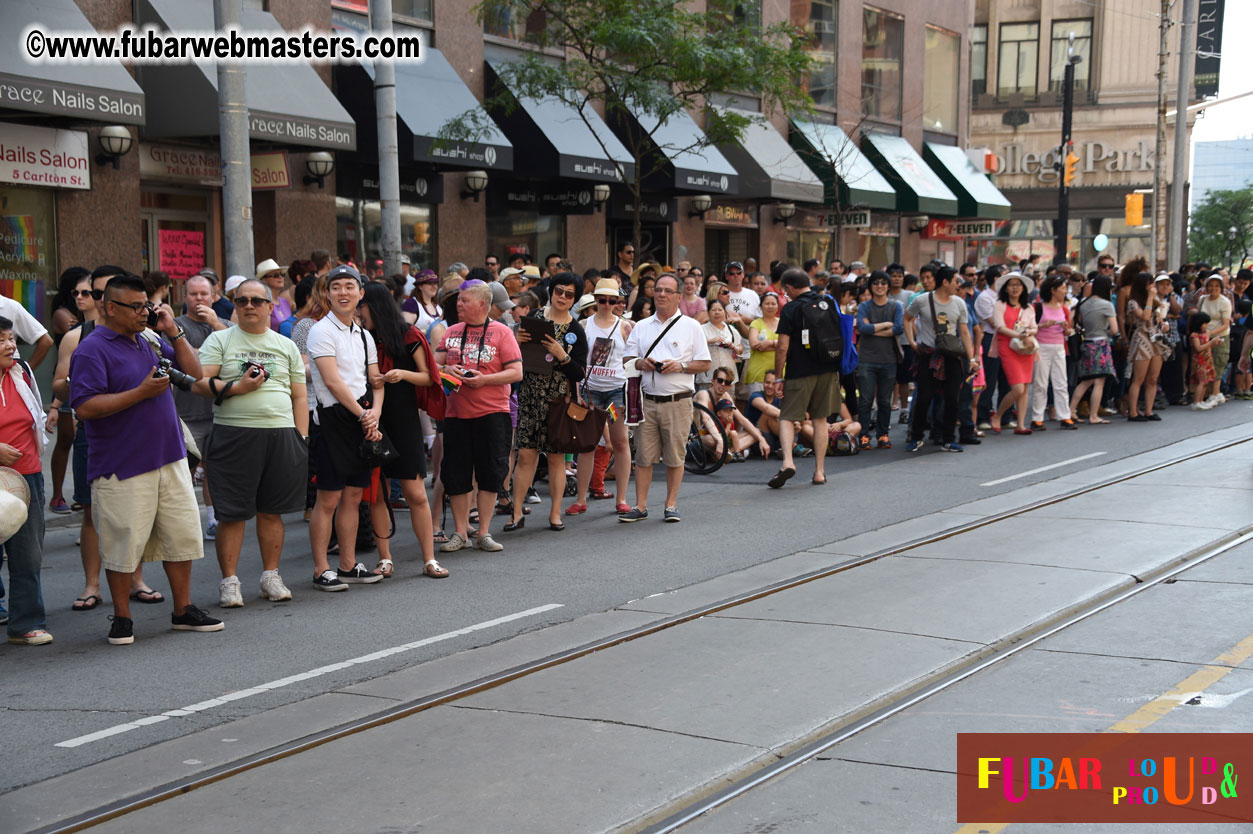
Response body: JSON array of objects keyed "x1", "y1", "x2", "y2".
[{"x1": 991, "y1": 140, "x2": 1154, "y2": 184}]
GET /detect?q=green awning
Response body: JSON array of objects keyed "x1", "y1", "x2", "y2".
[
  {"x1": 860, "y1": 133, "x2": 958, "y2": 216},
  {"x1": 788, "y1": 119, "x2": 896, "y2": 209},
  {"x1": 923, "y1": 143, "x2": 1012, "y2": 220}
]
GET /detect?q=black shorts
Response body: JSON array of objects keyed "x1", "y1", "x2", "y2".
[
  {"x1": 205, "y1": 424, "x2": 309, "y2": 522},
  {"x1": 314, "y1": 404, "x2": 373, "y2": 492},
  {"x1": 440, "y1": 413, "x2": 511, "y2": 496},
  {"x1": 72, "y1": 423, "x2": 90, "y2": 507},
  {"x1": 896, "y1": 345, "x2": 915, "y2": 384}
]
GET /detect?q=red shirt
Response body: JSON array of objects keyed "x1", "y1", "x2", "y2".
[
  {"x1": 438, "y1": 320, "x2": 521, "y2": 419},
  {"x1": 0, "y1": 371, "x2": 40, "y2": 475}
]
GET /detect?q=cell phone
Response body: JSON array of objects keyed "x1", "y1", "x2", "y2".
[{"x1": 460, "y1": 368, "x2": 477, "y2": 378}]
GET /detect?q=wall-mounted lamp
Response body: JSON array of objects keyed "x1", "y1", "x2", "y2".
[
  {"x1": 95, "y1": 126, "x2": 133, "y2": 169},
  {"x1": 688, "y1": 194, "x2": 713, "y2": 219},
  {"x1": 593, "y1": 183, "x2": 611, "y2": 213},
  {"x1": 303, "y1": 151, "x2": 335, "y2": 188},
  {"x1": 773, "y1": 202, "x2": 797, "y2": 227},
  {"x1": 460, "y1": 170, "x2": 489, "y2": 201},
  {"x1": 909, "y1": 215, "x2": 930, "y2": 233}
]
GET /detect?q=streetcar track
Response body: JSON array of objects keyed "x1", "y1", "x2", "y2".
[{"x1": 27, "y1": 435, "x2": 1253, "y2": 834}]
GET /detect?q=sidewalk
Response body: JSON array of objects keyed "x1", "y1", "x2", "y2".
[{"x1": 9, "y1": 425, "x2": 1253, "y2": 834}]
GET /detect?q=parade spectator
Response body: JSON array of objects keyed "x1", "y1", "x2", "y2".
[
  {"x1": 856, "y1": 271, "x2": 903, "y2": 448},
  {"x1": 437, "y1": 282, "x2": 522, "y2": 551},
  {"x1": 990, "y1": 272, "x2": 1037, "y2": 435},
  {"x1": 1030, "y1": 275, "x2": 1076, "y2": 430},
  {"x1": 622, "y1": 274, "x2": 710, "y2": 522},
  {"x1": 196, "y1": 279, "x2": 307, "y2": 607},
  {"x1": 358, "y1": 283, "x2": 446, "y2": 578},
  {"x1": 174, "y1": 275, "x2": 229, "y2": 538},
  {"x1": 743, "y1": 292, "x2": 782, "y2": 393},
  {"x1": 280, "y1": 276, "x2": 315, "y2": 339},
  {"x1": 1069, "y1": 274, "x2": 1119, "y2": 424},
  {"x1": 610, "y1": 242, "x2": 635, "y2": 284},
  {"x1": 1188, "y1": 312, "x2": 1219, "y2": 409},
  {"x1": 746, "y1": 369, "x2": 784, "y2": 451},
  {"x1": 723, "y1": 262, "x2": 761, "y2": 329},
  {"x1": 573, "y1": 278, "x2": 633, "y2": 514},
  {"x1": 45, "y1": 268, "x2": 90, "y2": 515},
  {"x1": 695, "y1": 371, "x2": 770, "y2": 460},
  {"x1": 1195, "y1": 273, "x2": 1232, "y2": 404},
  {"x1": 1125, "y1": 271, "x2": 1171, "y2": 421},
  {"x1": 699, "y1": 299, "x2": 742, "y2": 388},
  {"x1": 256, "y1": 259, "x2": 293, "y2": 332},
  {"x1": 904, "y1": 266, "x2": 977, "y2": 452},
  {"x1": 69, "y1": 273, "x2": 221, "y2": 645},
  {"x1": 679, "y1": 273, "x2": 708, "y2": 323},
  {"x1": 306, "y1": 265, "x2": 385, "y2": 591},
  {"x1": 405, "y1": 270, "x2": 442, "y2": 332},
  {"x1": 1, "y1": 316, "x2": 52, "y2": 645}
]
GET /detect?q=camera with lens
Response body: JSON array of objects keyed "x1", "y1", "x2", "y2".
[{"x1": 155, "y1": 358, "x2": 196, "y2": 391}]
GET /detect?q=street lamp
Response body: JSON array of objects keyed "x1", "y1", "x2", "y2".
[
  {"x1": 302, "y1": 152, "x2": 335, "y2": 188},
  {"x1": 460, "y1": 170, "x2": 489, "y2": 202},
  {"x1": 95, "y1": 125, "x2": 134, "y2": 169}
]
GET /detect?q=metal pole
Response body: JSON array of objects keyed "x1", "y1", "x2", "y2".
[
  {"x1": 369, "y1": 0, "x2": 402, "y2": 279},
  {"x1": 1053, "y1": 59, "x2": 1075, "y2": 266},
  {"x1": 1168, "y1": 0, "x2": 1197, "y2": 270},
  {"x1": 214, "y1": 0, "x2": 254, "y2": 281},
  {"x1": 1152, "y1": 0, "x2": 1170, "y2": 272}
]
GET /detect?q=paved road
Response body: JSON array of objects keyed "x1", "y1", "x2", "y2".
[{"x1": 3, "y1": 401, "x2": 1250, "y2": 796}]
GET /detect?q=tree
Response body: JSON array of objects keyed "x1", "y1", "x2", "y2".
[
  {"x1": 440, "y1": 0, "x2": 816, "y2": 264},
  {"x1": 1188, "y1": 186, "x2": 1252, "y2": 271}
]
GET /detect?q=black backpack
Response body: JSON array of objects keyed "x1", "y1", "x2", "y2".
[{"x1": 797, "y1": 294, "x2": 843, "y2": 362}]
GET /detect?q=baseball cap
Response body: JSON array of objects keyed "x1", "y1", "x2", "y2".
[
  {"x1": 197, "y1": 267, "x2": 220, "y2": 283},
  {"x1": 223, "y1": 275, "x2": 247, "y2": 295},
  {"x1": 400, "y1": 254, "x2": 411, "y2": 266},
  {"x1": 489, "y1": 281, "x2": 516, "y2": 311},
  {"x1": 499, "y1": 267, "x2": 525, "y2": 280},
  {"x1": 327, "y1": 264, "x2": 364, "y2": 286}
]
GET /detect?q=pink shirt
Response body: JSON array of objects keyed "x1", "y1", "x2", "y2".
[
  {"x1": 438, "y1": 320, "x2": 521, "y2": 419},
  {"x1": 1036, "y1": 304, "x2": 1068, "y2": 345}
]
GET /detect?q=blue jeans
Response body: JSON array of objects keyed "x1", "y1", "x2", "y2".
[
  {"x1": 858, "y1": 362, "x2": 896, "y2": 437},
  {"x1": 4, "y1": 474, "x2": 46, "y2": 636}
]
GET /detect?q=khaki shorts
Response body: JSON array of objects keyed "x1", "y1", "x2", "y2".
[
  {"x1": 637, "y1": 397, "x2": 693, "y2": 468},
  {"x1": 93, "y1": 460, "x2": 205, "y2": 573},
  {"x1": 779, "y1": 372, "x2": 841, "y2": 422}
]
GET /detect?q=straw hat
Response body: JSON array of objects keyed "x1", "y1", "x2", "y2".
[
  {"x1": 593, "y1": 277, "x2": 624, "y2": 297},
  {"x1": 994, "y1": 270, "x2": 1034, "y2": 295},
  {"x1": 0, "y1": 467, "x2": 31, "y2": 544},
  {"x1": 255, "y1": 258, "x2": 283, "y2": 279}
]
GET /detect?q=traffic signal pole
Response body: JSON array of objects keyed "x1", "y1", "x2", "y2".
[{"x1": 1053, "y1": 54, "x2": 1077, "y2": 266}]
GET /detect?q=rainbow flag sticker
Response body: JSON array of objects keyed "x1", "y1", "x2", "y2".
[{"x1": 606, "y1": 403, "x2": 619, "y2": 423}]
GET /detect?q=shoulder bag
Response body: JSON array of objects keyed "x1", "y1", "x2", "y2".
[
  {"x1": 928, "y1": 292, "x2": 965, "y2": 357},
  {"x1": 356, "y1": 329, "x2": 398, "y2": 467}
]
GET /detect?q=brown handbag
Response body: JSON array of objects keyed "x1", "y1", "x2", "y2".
[{"x1": 546, "y1": 384, "x2": 607, "y2": 454}]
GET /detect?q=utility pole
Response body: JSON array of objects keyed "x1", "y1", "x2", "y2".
[
  {"x1": 1152, "y1": 0, "x2": 1171, "y2": 272},
  {"x1": 1168, "y1": 0, "x2": 1197, "y2": 271},
  {"x1": 214, "y1": 0, "x2": 253, "y2": 281},
  {"x1": 1053, "y1": 37, "x2": 1079, "y2": 266},
  {"x1": 369, "y1": 0, "x2": 402, "y2": 279}
]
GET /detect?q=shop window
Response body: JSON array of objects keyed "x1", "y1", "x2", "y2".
[
  {"x1": 486, "y1": 210, "x2": 564, "y2": 269},
  {"x1": 997, "y1": 22, "x2": 1038, "y2": 98},
  {"x1": 924, "y1": 26, "x2": 959, "y2": 134},
  {"x1": 332, "y1": 0, "x2": 432, "y2": 22},
  {"x1": 972, "y1": 24, "x2": 987, "y2": 97},
  {"x1": 862, "y1": 7, "x2": 903, "y2": 122},
  {"x1": 336, "y1": 196, "x2": 435, "y2": 271},
  {"x1": 1050, "y1": 19, "x2": 1091, "y2": 93},
  {"x1": 792, "y1": 0, "x2": 837, "y2": 109},
  {"x1": 0, "y1": 183, "x2": 57, "y2": 396},
  {"x1": 483, "y1": 4, "x2": 546, "y2": 43}
]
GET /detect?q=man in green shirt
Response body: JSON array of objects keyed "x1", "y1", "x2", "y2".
[{"x1": 195, "y1": 279, "x2": 308, "y2": 607}]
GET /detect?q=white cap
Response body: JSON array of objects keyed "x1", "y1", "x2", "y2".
[{"x1": 224, "y1": 275, "x2": 247, "y2": 296}]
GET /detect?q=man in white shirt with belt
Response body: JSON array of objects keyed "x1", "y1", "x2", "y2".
[{"x1": 621, "y1": 274, "x2": 711, "y2": 523}]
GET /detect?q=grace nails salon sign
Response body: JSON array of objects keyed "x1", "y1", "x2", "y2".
[{"x1": 0, "y1": 124, "x2": 90, "y2": 190}]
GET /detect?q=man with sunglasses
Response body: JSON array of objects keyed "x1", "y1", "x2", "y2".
[
  {"x1": 1097, "y1": 256, "x2": 1116, "y2": 275},
  {"x1": 70, "y1": 273, "x2": 221, "y2": 645},
  {"x1": 485, "y1": 255, "x2": 500, "y2": 280},
  {"x1": 723, "y1": 261, "x2": 761, "y2": 329},
  {"x1": 610, "y1": 241, "x2": 635, "y2": 284}
]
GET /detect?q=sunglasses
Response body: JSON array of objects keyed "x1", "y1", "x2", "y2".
[
  {"x1": 726, "y1": 270, "x2": 742, "y2": 277},
  {"x1": 596, "y1": 297, "x2": 617, "y2": 304},
  {"x1": 73, "y1": 289, "x2": 93, "y2": 298},
  {"x1": 718, "y1": 288, "x2": 730, "y2": 294},
  {"x1": 486, "y1": 261, "x2": 498, "y2": 266},
  {"x1": 712, "y1": 378, "x2": 731, "y2": 385},
  {"x1": 261, "y1": 272, "x2": 282, "y2": 280},
  {"x1": 90, "y1": 289, "x2": 105, "y2": 300},
  {"x1": 1099, "y1": 263, "x2": 1114, "y2": 269},
  {"x1": 235, "y1": 296, "x2": 271, "y2": 308},
  {"x1": 624, "y1": 250, "x2": 635, "y2": 255},
  {"x1": 551, "y1": 287, "x2": 576, "y2": 299}
]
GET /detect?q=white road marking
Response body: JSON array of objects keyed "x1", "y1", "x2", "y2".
[
  {"x1": 55, "y1": 603, "x2": 564, "y2": 748},
  {"x1": 979, "y1": 452, "x2": 1107, "y2": 487}
]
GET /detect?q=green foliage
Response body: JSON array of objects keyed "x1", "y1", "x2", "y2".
[{"x1": 1189, "y1": 186, "x2": 1253, "y2": 270}]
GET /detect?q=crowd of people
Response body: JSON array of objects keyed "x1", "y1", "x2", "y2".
[{"x1": 1, "y1": 245, "x2": 1250, "y2": 647}]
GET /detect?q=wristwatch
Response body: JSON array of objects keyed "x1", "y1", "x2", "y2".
[
  {"x1": 681, "y1": 361, "x2": 688, "y2": 373},
  {"x1": 169, "y1": 327, "x2": 187, "y2": 342}
]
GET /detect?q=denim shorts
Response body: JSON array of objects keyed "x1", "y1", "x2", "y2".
[{"x1": 586, "y1": 386, "x2": 625, "y2": 410}]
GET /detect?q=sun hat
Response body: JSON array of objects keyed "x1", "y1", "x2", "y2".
[{"x1": 994, "y1": 270, "x2": 1035, "y2": 295}]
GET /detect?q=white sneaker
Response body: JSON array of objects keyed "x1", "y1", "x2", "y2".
[
  {"x1": 1191, "y1": 402, "x2": 1210, "y2": 411},
  {"x1": 1202, "y1": 395, "x2": 1219, "y2": 408},
  {"x1": 218, "y1": 576, "x2": 243, "y2": 608},
  {"x1": 204, "y1": 520, "x2": 218, "y2": 541},
  {"x1": 1214, "y1": 393, "x2": 1226, "y2": 405},
  {"x1": 259, "y1": 571, "x2": 292, "y2": 601}
]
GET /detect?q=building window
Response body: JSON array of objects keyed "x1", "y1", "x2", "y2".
[
  {"x1": 483, "y1": 5, "x2": 546, "y2": 43},
  {"x1": 862, "y1": 7, "x2": 903, "y2": 122},
  {"x1": 734, "y1": 0, "x2": 762, "y2": 28},
  {"x1": 972, "y1": 24, "x2": 987, "y2": 97},
  {"x1": 332, "y1": 0, "x2": 432, "y2": 21},
  {"x1": 997, "y1": 22, "x2": 1038, "y2": 97},
  {"x1": 792, "y1": 0, "x2": 837, "y2": 109},
  {"x1": 924, "y1": 26, "x2": 959, "y2": 134},
  {"x1": 1050, "y1": 19, "x2": 1092, "y2": 93}
]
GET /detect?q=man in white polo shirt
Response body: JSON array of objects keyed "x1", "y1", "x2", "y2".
[
  {"x1": 0, "y1": 295, "x2": 52, "y2": 370},
  {"x1": 621, "y1": 274, "x2": 711, "y2": 523}
]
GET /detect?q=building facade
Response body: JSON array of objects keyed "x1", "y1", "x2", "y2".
[{"x1": 1191, "y1": 138, "x2": 1253, "y2": 209}]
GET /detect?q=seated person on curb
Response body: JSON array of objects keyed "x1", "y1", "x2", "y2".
[
  {"x1": 746, "y1": 370, "x2": 784, "y2": 453},
  {"x1": 694, "y1": 368, "x2": 770, "y2": 460}
]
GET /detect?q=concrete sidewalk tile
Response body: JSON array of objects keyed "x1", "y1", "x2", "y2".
[
  {"x1": 1174, "y1": 539, "x2": 1253, "y2": 585},
  {"x1": 340, "y1": 608, "x2": 665, "y2": 702},
  {"x1": 2, "y1": 692, "x2": 395, "y2": 834},
  {"x1": 723, "y1": 556, "x2": 1132, "y2": 645},
  {"x1": 1127, "y1": 455, "x2": 1253, "y2": 490},
  {"x1": 1024, "y1": 482, "x2": 1248, "y2": 530},
  {"x1": 618, "y1": 550, "x2": 852, "y2": 616},
  {"x1": 85, "y1": 707, "x2": 768, "y2": 834},
  {"x1": 462, "y1": 616, "x2": 975, "y2": 750},
  {"x1": 807, "y1": 512, "x2": 985, "y2": 556},
  {"x1": 900, "y1": 516, "x2": 1229, "y2": 578}
]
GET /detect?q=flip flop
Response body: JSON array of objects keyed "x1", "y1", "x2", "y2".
[
  {"x1": 433, "y1": 530, "x2": 451, "y2": 543},
  {"x1": 767, "y1": 467, "x2": 796, "y2": 489},
  {"x1": 70, "y1": 502, "x2": 85, "y2": 511},
  {"x1": 72, "y1": 594, "x2": 102, "y2": 611},
  {"x1": 1089, "y1": 418, "x2": 1111, "y2": 424},
  {"x1": 129, "y1": 588, "x2": 164, "y2": 604}
]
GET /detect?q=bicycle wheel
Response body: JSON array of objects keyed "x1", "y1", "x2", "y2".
[{"x1": 685, "y1": 402, "x2": 727, "y2": 475}]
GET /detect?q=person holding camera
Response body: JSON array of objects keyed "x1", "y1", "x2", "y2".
[
  {"x1": 194, "y1": 278, "x2": 307, "y2": 607},
  {"x1": 69, "y1": 273, "x2": 222, "y2": 645}
]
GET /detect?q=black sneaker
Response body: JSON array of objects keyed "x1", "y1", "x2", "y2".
[
  {"x1": 959, "y1": 436, "x2": 983, "y2": 446},
  {"x1": 663, "y1": 507, "x2": 681, "y2": 523},
  {"x1": 107, "y1": 615, "x2": 134, "y2": 645},
  {"x1": 171, "y1": 605, "x2": 225, "y2": 632},
  {"x1": 619, "y1": 508, "x2": 648, "y2": 522},
  {"x1": 313, "y1": 570, "x2": 348, "y2": 592},
  {"x1": 338, "y1": 563, "x2": 383, "y2": 584}
]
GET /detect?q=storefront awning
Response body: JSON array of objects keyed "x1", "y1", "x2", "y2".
[
  {"x1": 0, "y1": 0, "x2": 145, "y2": 124},
  {"x1": 714, "y1": 107, "x2": 822, "y2": 203},
  {"x1": 788, "y1": 119, "x2": 896, "y2": 210},
  {"x1": 860, "y1": 133, "x2": 958, "y2": 216},
  {"x1": 484, "y1": 61, "x2": 631, "y2": 183},
  {"x1": 135, "y1": 0, "x2": 355, "y2": 150},
  {"x1": 612, "y1": 99, "x2": 739, "y2": 195},
  {"x1": 922, "y1": 143, "x2": 1012, "y2": 220}
]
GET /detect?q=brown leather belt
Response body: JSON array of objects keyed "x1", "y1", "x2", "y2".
[{"x1": 643, "y1": 391, "x2": 694, "y2": 403}]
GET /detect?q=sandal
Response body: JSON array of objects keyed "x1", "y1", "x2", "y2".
[
  {"x1": 72, "y1": 593, "x2": 102, "y2": 611},
  {"x1": 589, "y1": 488, "x2": 614, "y2": 500},
  {"x1": 433, "y1": 530, "x2": 451, "y2": 544},
  {"x1": 129, "y1": 588, "x2": 164, "y2": 604},
  {"x1": 423, "y1": 560, "x2": 449, "y2": 578},
  {"x1": 373, "y1": 559, "x2": 394, "y2": 578}
]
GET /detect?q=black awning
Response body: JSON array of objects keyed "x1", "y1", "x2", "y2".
[
  {"x1": 485, "y1": 61, "x2": 632, "y2": 183},
  {"x1": 714, "y1": 107, "x2": 822, "y2": 203},
  {"x1": 0, "y1": 0, "x2": 144, "y2": 124},
  {"x1": 611, "y1": 98, "x2": 739, "y2": 195},
  {"x1": 136, "y1": 0, "x2": 355, "y2": 150}
]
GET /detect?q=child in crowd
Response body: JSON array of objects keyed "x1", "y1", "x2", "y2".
[{"x1": 1189, "y1": 312, "x2": 1218, "y2": 410}]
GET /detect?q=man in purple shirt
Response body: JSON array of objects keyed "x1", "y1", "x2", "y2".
[{"x1": 69, "y1": 273, "x2": 223, "y2": 645}]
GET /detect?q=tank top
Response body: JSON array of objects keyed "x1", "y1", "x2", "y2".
[
  {"x1": 582, "y1": 315, "x2": 627, "y2": 391},
  {"x1": 1036, "y1": 304, "x2": 1067, "y2": 345}
]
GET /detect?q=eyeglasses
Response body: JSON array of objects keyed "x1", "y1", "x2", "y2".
[
  {"x1": 623, "y1": 249, "x2": 635, "y2": 255},
  {"x1": 596, "y1": 296, "x2": 617, "y2": 304},
  {"x1": 653, "y1": 287, "x2": 677, "y2": 295},
  {"x1": 486, "y1": 260, "x2": 498, "y2": 267},
  {"x1": 73, "y1": 289, "x2": 93, "y2": 298},
  {"x1": 235, "y1": 296, "x2": 271, "y2": 308},
  {"x1": 551, "y1": 287, "x2": 576, "y2": 299},
  {"x1": 712, "y1": 378, "x2": 731, "y2": 385},
  {"x1": 110, "y1": 299, "x2": 154, "y2": 315}
]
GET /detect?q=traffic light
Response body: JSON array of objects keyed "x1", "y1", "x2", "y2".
[
  {"x1": 1063, "y1": 151, "x2": 1080, "y2": 187},
  {"x1": 1125, "y1": 192, "x2": 1144, "y2": 227}
]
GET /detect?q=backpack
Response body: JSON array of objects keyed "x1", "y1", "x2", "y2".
[
  {"x1": 828, "y1": 430, "x2": 860, "y2": 456},
  {"x1": 797, "y1": 294, "x2": 842, "y2": 363}
]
